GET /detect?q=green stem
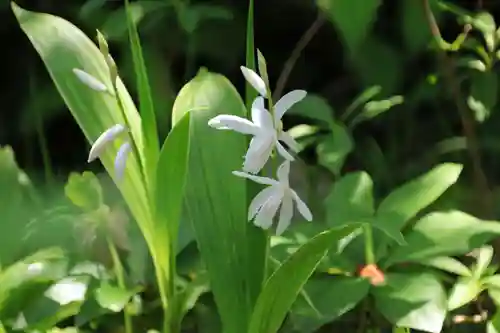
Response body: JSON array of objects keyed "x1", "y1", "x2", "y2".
[
  {"x1": 0, "y1": 321, "x2": 6, "y2": 333},
  {"x1": 106, "y1": 235, "x2": 133, "y2": 333},
  {"x1": 29, "y1": 74, "x2": 53, "y2": 185},
  {"x1": 363, "y1": 224, "x2": 375, "y2": 265}
]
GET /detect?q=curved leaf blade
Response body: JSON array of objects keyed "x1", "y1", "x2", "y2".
[{"x1": 248, "y1": 225, "x2": 357, "y2": 333}]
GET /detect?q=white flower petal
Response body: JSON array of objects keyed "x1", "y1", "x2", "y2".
[
  {"x1": 73, "y1": 68, "x2": 108, "y2": 92},
  {"x1": 253, "y1": 193, "x2": 283, "y2": 229},
  {"x1": 277, "y1": 160, "x2": 291, "y2": 185},
  {"x1": 243, "y1": 135, "x2": 274, "y2": 174},
  {"x1": 232, "y1": 170, "x2": 278, "y2": 186},
  {"x1": 248, "y1": 186, "x2": 279, "y2": 220},
  {"x1": 278, "y1": 131, "x2": 300, "y2": 152},
  {"x1": 208, "y1": 115, "x2": 259, "y2": 135},
  {"x1": 274, "y1": 90, "x2": 307, "y2": 121},
  {"x1": 240, "y1": 66, "x2": 267, "y2": 97},
  {"x1": 88, "y1": 124, "x2": 127, "y2": 162},
  {"x1": 276, "y1": 195, "x2": 294, "y2": 235},
  {"x1": 251, "y1": 97, "x2": 274, "y2": 130},
  {"x1": 114, "y1": 142, "x2": 132, "y2": 181},
  {"x1": 276, "y1": 141, "x2": 295, "y2": 162},
  {"x1": 290, "y1": 189, "x2": 313, "y2": 221}
]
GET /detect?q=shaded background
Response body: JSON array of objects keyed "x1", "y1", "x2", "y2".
[{"x1": 4, "y1": 0, "x2": 500, "y2": 191}]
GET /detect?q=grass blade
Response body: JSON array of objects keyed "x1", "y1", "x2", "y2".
[
  {"x1": 245, "y1": 0, "x2": 257, "y2": 109},
  {"x1": 124, "y1": 0, "x2": 159, "y2": 180}
]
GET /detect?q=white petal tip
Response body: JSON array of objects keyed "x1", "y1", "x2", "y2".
[{"x1": 72, "y1": 68, "x2": 108, "y2": 92}]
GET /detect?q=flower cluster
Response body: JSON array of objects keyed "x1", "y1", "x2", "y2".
[{"x1": 208, "y1": 65, "x2": 313, "y2": 235}]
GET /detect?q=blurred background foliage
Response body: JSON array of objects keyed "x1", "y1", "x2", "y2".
[{"x1": 5, "y1": 0, "x2": 500, "y2": 332}]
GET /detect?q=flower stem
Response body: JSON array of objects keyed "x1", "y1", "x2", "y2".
[
  {"x1": 106, "y1": 235, "x2": 133, "y2": 333},
  {"x1": 363, "y1": 223, "x2": 375, "y2": 265}
]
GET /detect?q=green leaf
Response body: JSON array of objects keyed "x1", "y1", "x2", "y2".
[
  {"x1": 351, "y1": 95, "x2": 403, "y2": 127},
  {"x1": 474, "y1": 245, "x2": 494, "y2": 279},
  {"x1": 448, "y1": 276, "x2": 482, "y2": 310},
  {"x1": 171, "y1": 69, "x2": 267, "y2": 333},
  {"x1": 317, "y1": 0, "x2": 381, "y2": 53},
  {"x1": 316, "y1": 122, "x2": 353, "y2": 177},
  {"x1": 375, "y1": 163, "x2": 463, "y2": 238},
  {"x1": 342, "y1": 85, "x2": 381, "y2": 121},
  {"x1": 64, "y1": 172, "x2": 103, "y2": 211},
  {"x1": 94, "y1": 283, "x2": 135, "y2": 312},
  {"x1": 325, "y1": 171, "x2": 374, "y2": 227},
  {"x1": 0, "y1": 248, "x2": 67, "y2": 318},
  {"x1": 419, "y1": 257, "x2": 471, "y2": 277},
  {"x1": 153, "y1": 112, "x2": 191, "y2": 280},
  {"x1": 12, "y1": 3, "x2": 151, "y2": 244},
  {"x1": 469, "y1": 12, "x2": 496, "y2": 51},
  {"x1": 248, "y1": 225, "x2": 358, "y2": 333},
  {"x1": 289, "y1": 277, "x2": 369, "y2": 333},
  {"x1": 353, "y1": 37, "x2": 401, "y2": 95},
  {"x1": 287, "y1": 94, "x2": 334, "y2": 125},
  {"x1": 467, "y1": 71, "x2": 498, "y2": 123},
  {"x1": 124, "y1": 0, "x2": 159, "y2": 178},
  {"x1": 384, "y1": 210, "x2": 500, "y2": 266},
  {"x1": 373, "y1": 273, "x2": 447, "y2": 333}
]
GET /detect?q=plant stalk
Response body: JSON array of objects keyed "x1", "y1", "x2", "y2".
[{"x1": 106, "y1": 235, "x2": 133, "y2": 333}]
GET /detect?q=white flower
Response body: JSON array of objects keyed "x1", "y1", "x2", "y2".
[
  {"x1": 72, "y1": 68, "x2": 108, "y2": 92},
  {"x1": 88, "y1": 124, "x2": 131, "y2": 181},
  {"x1": 240, "y1": 66, "x2": 267, "y2": 97},
  {"x1": 208, "y1": 92, "x2": 305, "y2": 174},
  {"x1": 233, "y1": 160, "x2": 313, "y2": 235}
]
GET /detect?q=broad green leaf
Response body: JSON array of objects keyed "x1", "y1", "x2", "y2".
[
  {"x1": 419, "y1": 257, "x2": 471, "y2": 277},
  {"x1": 248, "y1": 225, "x2": 358, "y2": 333},
  {"x1": 94, "y1": 283, "x2": 135, "y2": 312},
  {"x1": 448, "y1": 276, "x2": 482, "y2": 310},
  {"x1": 289, "y1": 277, "x2": 369, "y2": 333},
  {"x1": 172, "y1": 69, "x2": 267, "y2": 333},
  {"x1": 469, "y1": 12, "x2": 496, "y2": 51},
  {"x1": 373, "y1": 273, "x2": 447, "y2": 333},
  {"x1": 64, "y1": 172, "x2": 103, "y2": 211},
  {"x1": 287, "y1": 94, "x2": 334, "y2": 125},
  {"x1": 153, "y1": 112, "x2": 191, "y2": 291},
  {"x1": 317, "y1": 0, "x2": 381, "y2": 53},
  {"x1": 467, "y1": 71, "x2": 498, "y2": 123},
  {"x1": 12, "y1": 3, "x2": 151, "y2": 243},
  {"x1": 124, "y1": 0, "x2": 159, "y2": 179},
  {"x1": 316, "y1": 122, "x2": 353, "y2": 177},
  {"x1": 325, "y1": 171, "x2": 374, "y2": 227},
  {"x1": 375, "y1": 163, "x2": 463, "y2": 236},
  {"x1": 384, "y1": 210, "x2": 500, "y2": 266}
]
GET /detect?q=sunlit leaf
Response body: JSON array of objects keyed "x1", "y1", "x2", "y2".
[
  {"x1": 325, "y1": 171, "x2": 374, "y2": 227},
  {"x1": 384, "y1": 211, "x2": 500, "y2": 266},
  {"x1": 373, "y1": 273, "x2": 447, "y2": 333},
  {"x1": 64, "y1": 172, "x2": 103, "y2": 211},
  {"x1": 248, "y1": 225, "x2": 358, "y2": 333},
  {"x1": 172, "y1": 69, "x2": 267, "y2": 333},
  {"x1": 448, "y1": 276, "x2": 482, "y2": 310}
]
